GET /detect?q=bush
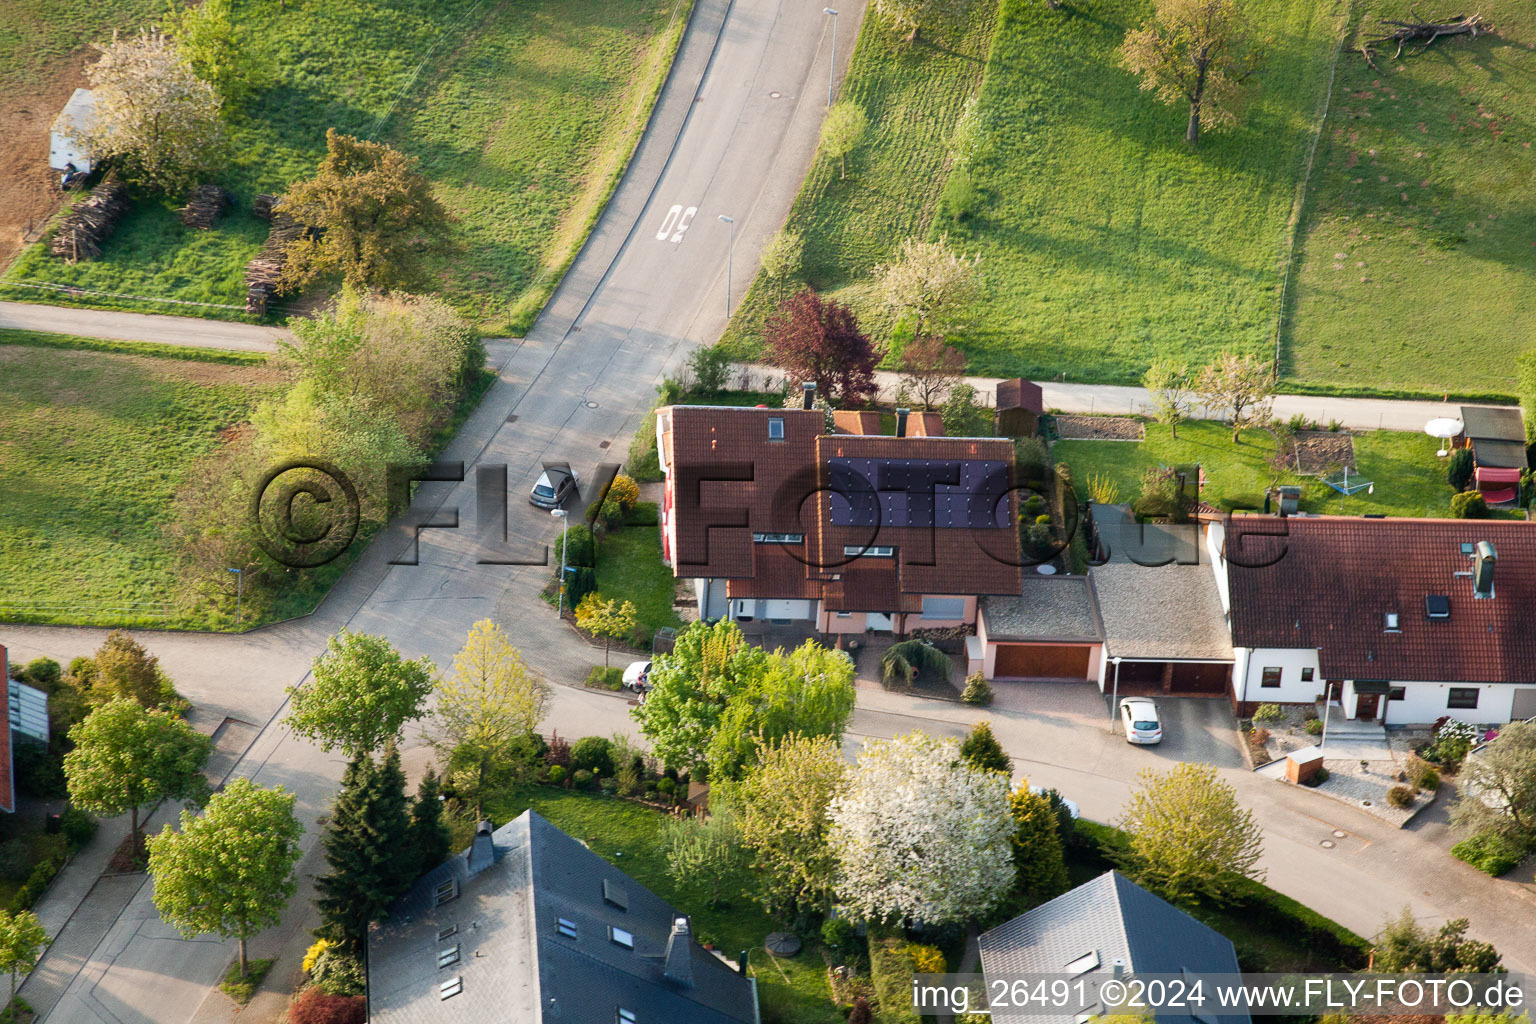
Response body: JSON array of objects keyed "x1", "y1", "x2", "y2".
[
  {"x1": 905, "y1": 943, "x2": 946, "y2": 974},
  {"x1": 60, "y1": 807, "x2": 98, "y2": 849},
  {"x1": 1312, "y1": 767, "x2": 1330, "y2": 784},
  {"x1": 1022, "y1": 495, "x2": 1045, "y2": 518},
  {"x1": 564, "y1": 566, "x2": 597, "y2": 610},
  {"x1": 1014, "y1": 437, "x2": 1050, "y2": 484},
  {"x1": 625, "y1": 500, "x2": 660, "y2": 527},
  {"x1": 1450, "y1": 491, "x2": 1489, "y2": 519},
  {"x1": 12, "y1": 741, "x2": 66, "y2": 799},
  {"x1": 572, "y1": 768, "x2": 595, "y2": 790},
  {"x1": 598, "y1": 498, "x2": 625, "y2": 530},
  {"x1": 1252, "y1": 703, "x2": 1282, "y2": 724},
  {"x1": 606, "y1": 473, "x2": 641, "y2": 512},
  {"x1": 546, "y1": 764, "x2": 568, "y2": 786},
  {"x1": 1422, "y1": 718, "x2": 1476, "y2": 768},
  {"x1": 868, "y1": 932, "x2": 922, "y2": 1024},
  {"x1": 310, "y1": 947, "x2": 365, "y2": 996},
  {"x1": 1451, "y1": 831, "x2": 1528, "y2": 876},
  {"x1": 1387, "y1": 786, "x2": 1415, "y2": 809},
  {"x1": 1447, "y1": 447, "x2": 1474, "y2": 491},
  {"x1": 545, "y1": 731, "x2": 572, "y2": 767},
  {"x1": 553, "y1": 523, "x2": 595, "y2": 568},
  {"x1": 10, "y1": 852, "x2": 66, "y2": 912},
  {"x1": 1250, "y1": 727, "x2": 1270, "y2": 745},
  {"x1": 1024, "y1": 522, "x2": 1056, "y2": 560},
  {"x1": 16, "y1": 657, "x2": 62, "y2": 689},
  {"x1": 1305, "y1": 718, "x2": 1324, "y2": 736},
  {"x1": 960, "y1": 672, "x2": 994, "y2": 706},
  {"x1": 585, "y1": 666, "x2": 623, "y2": 690},
  {"x1": 288, "y1": 987, "x2": 366, "y2": 1024},
  {"x1": 570, "y1": 736, "x2": 615, "y2": 776},
  {"x1": 942, "y1": 166, "x2": 978, "y2": 220},
  {"x1": 688, "y1": 344, "x2": 733, "y2": 393},
  {"x1": 656, "y1": 776, "x2": 676, "y2": 795},
  {"x1": 1133, "y1": 466, "x2": 1196, "y2": 523},
  {"x1": 1405, "y1": 754, "x2": 1439, "y2": 791}
]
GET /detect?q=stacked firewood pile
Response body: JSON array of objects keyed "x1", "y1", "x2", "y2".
[
  {"x1": 49, "y1": 178, "x2": 130, "y2": 262},
  {"x1": 244, "y1": 203, "x2": 308, "y2": 315},
  {"x1": 179, "y1": 185, "x2": 233, "y2": 229},
  {"x1": 252, "y1": 194, "x2": 278, "y2": 222}
]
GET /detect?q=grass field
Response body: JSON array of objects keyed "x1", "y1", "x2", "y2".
[
  {"x1": 1053, "y1": 419, "x2": 1489, "y2": 519},
  {"x1": 1283, "y1": 0, "x2": 1536, "y2": 398},
  {"x1": 0, "y1": 2, "x2": 163, "y2": 92},
  {"x1": 594, "y1": 525, "x2": 683, "y2": 644},
  {"x1": 482, "y1": 787, "x2": 842, "y2": 1024},
  {"x1": 0, "y1": 344, "x2": 281, "y2": 627},
  {"x1": 1, "y1": 0, "x2": 690, "y2": 332}
]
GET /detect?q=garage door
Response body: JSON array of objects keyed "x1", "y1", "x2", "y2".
[
  {"x1": 994, "y1": 644, "x2": 1092, "y2": 680},
  {"x1": 1513, "y1": 687, "x2": 1536, "y2": 721},
  {"x1": 1171, "y1": 662, "x2": 1232, "y2": 694}
]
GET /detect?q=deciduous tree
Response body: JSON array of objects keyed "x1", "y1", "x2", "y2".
[
  {"x1": 91, "y1": 630, "x2": 175, "y2": 709},
  {"x1": 1120, "y1": 0, "x2": 1266, "y2": 146},
  {"x1": 900, "y1": 335, "x2": 967, "y2": 410},
  {"x1": 877, "y1": 235, "x2": 979, "y2": 341},
  {"x1": 1451, "y1": 720, "x2": 1536, "y2": 848},
  {"x1": 1143, "y1": 358, "x2": 1193, "y2": 439},
  {"x1": 0, "y1": 909, "x2": 47, "y2": 1017},
  {"x1": 718, "y1": 735, "x2": 847, "y2": 918},
  {"x1": 285, "y1": 631, "x2": 435, "y2": 759},
  {"x1": 279, "y1": 129, "x2": 448, "y2": 293},
  {"x1": 1120, "y1": 762, "x2": 1263, "y2": 903},
  {"x1": 940, "y1": 382, "x2": 992, "y2": 438},
  {"x1": 434, "y1": 620, "x2": 550, "y2": 816},
  {"x1": 760, "y1": 228, "x2": 805, "y2": 296},
  {"x1": 820, "y1": 101, "x2": 869, "y2": 180},
  {"x1": 81, "y1": 30, "x2": 223, "y2": 193},
  {"x1": 164, "y1": 0, "x2": 268, "y2": 106},
  {"x1": 148, "y1": 778, "x2": 303, "y2": 978},
  {"x1": 705, "y1": 641, "x2": 855, "y2": 781},
  {"x1": 830, "y1": 731, "x2": 1014, "y2": 926},
  {"x1": 1009, "y1": 784, "x2": 1069, "y2": 905},
  {"x1": 65, "y1": 697, "x2": 211, "y2": 849},
  {"x1": 1194, "y1": 352, "x2": 1275, "y2": 443},
  {"x1": 765, "y1": 289, "x2": 877, "y2": 405},
  {"x1": 574, "y1": 594, "x2": 638, "y2": 669},
  {"x1": 664, "y1": 803, "x2": 751, "y2": 906}
]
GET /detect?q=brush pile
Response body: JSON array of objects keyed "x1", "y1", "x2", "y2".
[
  {"x1": 49, "y1": 178, "x2": 130, "y2": 262},
  {"x1": 179, "y1": 184, "x2": 233, "y2": 229}
]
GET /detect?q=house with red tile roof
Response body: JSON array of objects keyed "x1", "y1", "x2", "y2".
[
  {"x1": 656, "y1": 391, "x2": 1023, "y2": 635},
  {"x1": 1209, "y1": 516, "x2": 1536, "y2": 725}
]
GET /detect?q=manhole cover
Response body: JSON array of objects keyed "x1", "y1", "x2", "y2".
[
  {"x1": 599, "y1": 440, "x2": 611, "y2": 449},
  {"x1": 1320, "y1": 840, "x2": 1336, "y2": 849},
  {"x1": 765, "y1": 932, "x2": 802, "y2": 957},
  {"x1": 1332, "y1": 829, "x2": 1346, "y2": 838},
  {"x1": 770, "y1": 91, "x2": 781, "y2": 98},
  {"x1": 585, "y1": 401, "x2": 599, "y2": 409},
  {"x1": 505, "y1": 413, "x2": 519, "y2": 424}
]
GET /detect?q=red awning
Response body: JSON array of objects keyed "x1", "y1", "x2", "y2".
[{"x1": 1476, "y1": 466, "x2": 1521, "y2": 483}]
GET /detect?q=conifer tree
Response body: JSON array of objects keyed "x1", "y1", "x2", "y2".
[
  {"x1": 410, "y1": 768, "x2": 452, "y2": 877},
  {"x1": 314, "y1": 749, "x2": 414, "y2": 954}
]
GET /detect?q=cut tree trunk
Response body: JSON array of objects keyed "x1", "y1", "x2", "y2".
[{"x1": 1365, "y1": 12, "x2": 1487, "y2": 60}]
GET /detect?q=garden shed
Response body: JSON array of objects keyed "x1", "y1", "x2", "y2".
[
  {"x1": 49, "y1": 89, "x2": 97, "y2": 173},
  {"x1": 995, "y1": 378, "x2": 1043, "y2": 437}
]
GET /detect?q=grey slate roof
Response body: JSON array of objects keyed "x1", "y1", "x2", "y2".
[
  {"x1": 367, "y1": 810, "x2": 759, "y2": 1024},
  {"x1": 1089, "y1": 507, "x2": 1232, "y2": 661},
  {"x1": 981, "y1": 575, "x2": 1103, "y2": 642},
  {"x1": 1459, "y1": 405, "x2": 1524, "y2": 442},
  {"x1": 978, "y1": 871, "x2": 1249, "y2": 1024}
]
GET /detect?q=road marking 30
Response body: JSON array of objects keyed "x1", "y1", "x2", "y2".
[{"x1": 655, "y1": 204, "x2": 697, "y2": 243}]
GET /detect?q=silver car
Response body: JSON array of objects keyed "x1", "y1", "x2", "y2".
[
  {"x1": 529, "y1": 467, "x2": 579, "y2": 509},
  {"x1": 1119, "y1": 698, "x2": 1163, "y2": 745}
]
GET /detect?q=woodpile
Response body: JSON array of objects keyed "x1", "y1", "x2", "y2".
[
  {"x1": 179, "y1": 184, "x2": 232, "y2": 230},
  {"x1": 244, "y1": 204, "x2": 310, "y2": 316},
  {"x1": 49, "y1": 178, "x2": 130, "y2": 263},
  {"x1": 252, "y1": 193, "x2": 278, "y2": 222}
]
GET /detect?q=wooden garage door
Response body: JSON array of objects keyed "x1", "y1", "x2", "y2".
[
  {"x1": 1171, "y1": 661, "x2": 1232, "y2": 694},
  {"x1": 994, "y1": 644, "x2": 1091, "y2": 679}
]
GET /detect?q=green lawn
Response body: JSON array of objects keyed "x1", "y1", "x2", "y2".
[
  {"x1": 0, "y1": 344, "x2": 280, "y2": 627},
  {"x1": 1054, "y1": 418, "x2": 1483, "y2": 518},
  {"x1": 1283, "y1": 0, "x2": 1536, "y2": 399},
  {"x1": 595, "y1": 524, "x2": 683, "y2": 644},
  {"x1": 480, "y1": 788, "x2": 842, "y2": 1024},
  {"x1": 1, "y1": 0, "x2": 690, "y2": 332}
]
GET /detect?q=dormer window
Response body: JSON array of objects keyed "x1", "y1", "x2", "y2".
[
  {"x1": 1385, "y1": 612, "x2": 1400, "y2": 631},
  {"x1": 768, "y1": 417, "x2": 784, "y2": 440}
]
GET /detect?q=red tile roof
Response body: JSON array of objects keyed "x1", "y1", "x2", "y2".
[
  {"x1": 832, "y1": 410, "x2": 883, "y2": 435},
  {"x1": 907, "y1": 412, "x2": 945, "y2": 437},
  {"x1": 995, "y1": 379, "x2": 1043, "y2": 415},
  {"x1": 1224, "y1": 517, "x2": 1536, "y2": 683}
]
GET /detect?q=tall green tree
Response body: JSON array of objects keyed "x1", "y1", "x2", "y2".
[
  {"x1": 0, "y1": 909, "x2": 47, "y2": 1018},
  {"x1": 1143, "y1": 359, "x2": 1193, "y2": 440},
  {"x1": 1009, "y1": 784, "x2": 1069, "y2": 906},
  {"x1": 1452, "y1": 720, "x2": 1536, "y2": 849},
  {"x1": 1120, "y1": 762, "x2": 1264, "y2": 904},
  {"x1": 410, "y1": 768, "x2": 452, "y2": 875},
  {"x1": 315, "y1": 752, "x2": 414, "y2": 955},
  {"x1": 64, "y1": 697, "x2": 211, "y2": 850},
  {"x1": 632, "y1": 619, "x2": 769, "y2": 773},
  {"x1": 705, "y1": 641, "x2": 856, "y2": 782},
  {"x1": 147, "y1": 778, "x2": 304, "y2": 978},
  {"x1": 285, "y1": 630, "x2": 435, "y2": 759},
  {"x1": 163, "y1": 0, "x2": 269, "y2": 105},
  {"x1": 574, "y1": 595, "x2": 638, "y2": 669},
  {"x1": 1120, "y1": 0, "x2": 1266, "y2": 146},
  {"x1": 959, "y1": 721, "x2": 1011, "y2": 775},
  {"x1": 91, "y1": 630, "x2": 170, "y2": 708},
  {"x1": 663, "y1": 803, "x2": 751, "y2": 907}
]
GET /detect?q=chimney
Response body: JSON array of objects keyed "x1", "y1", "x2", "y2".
[
  {"x1": 895, "y1": 407, "x2": 909, "y2": 438},
  {"x1": 466, "y1": 819, "x2": 495, "y2": 875},
  {"x1": 1473, "y1": 540, "x2": 1496, "y2": 599},
  {"x1": 802, "y1": 382, "x2": 816, "y2": 409},
  {"x1": 663, "y1": 916, "x2": 694, "y2": 988}
]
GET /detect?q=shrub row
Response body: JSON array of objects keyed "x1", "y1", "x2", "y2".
[{"x1": 867, "y1": 930, "x2": 922, "y2": 1024}]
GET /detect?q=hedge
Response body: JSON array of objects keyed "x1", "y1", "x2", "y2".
[
  {"x1": 868, "y1": 929, "x2": 922, "y2": 1024},
  {"x1": 1452, "y1": 832, "x2": 1528, "y2": 877}
]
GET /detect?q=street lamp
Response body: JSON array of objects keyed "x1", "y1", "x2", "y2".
[
  {"x1": 718, "y1": 214, "x2": 735, "y2": 317},
  {"x1": 551, "y1": 508, "x2": 569, "y2": 618},
  {"x1": 823, "y1": 8, "x2": 840, "y2": 107},
  {"x1": 227, "y1": 567, "x2": 244, "y2": 624},
  {"x1": 1109, "y1": 656, "x2": 1122, "y2": 731}
]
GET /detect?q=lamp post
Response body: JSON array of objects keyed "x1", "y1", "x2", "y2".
[
  {"x1": 718, "y1": 214, "x2": 735, "y2": 317},
  {"x1": 551, "y1": 508, "x2": 569, "y2": 618},
  {"x1": 227, "y1": 567, "x2": 243, "y2": 624},
  {"x1": 823, "y1": 8, "x2": 840, "y2": 107},
  {"x1": 1109, "y1": 656, "x2": 1122, "y2": 731}
]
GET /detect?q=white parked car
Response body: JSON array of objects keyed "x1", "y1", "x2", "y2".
[
  {"x1": 622, "y1": 660, "x2": 652, "y2": 692},
  {"x1": 1119, "y1": 697, "x2": 1163, "y2": 745}
]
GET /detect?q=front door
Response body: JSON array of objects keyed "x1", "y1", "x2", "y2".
[{"x1": 1355, "y1": 693, "x2": 1380, "y2": 721}]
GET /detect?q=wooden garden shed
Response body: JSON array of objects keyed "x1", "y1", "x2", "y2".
[{"x1": 995, "y1": 378, "x2": 1043, "y2": 437}]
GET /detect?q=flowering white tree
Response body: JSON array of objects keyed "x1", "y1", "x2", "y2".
[{"x1": 829, "y1": 731, "x2": 1014, "y2": 925}]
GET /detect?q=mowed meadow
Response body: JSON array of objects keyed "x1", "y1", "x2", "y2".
[
  {"x1": 728, "y1": 0, "x2": 1534, "y2": 398},
  {"x1": 1, "y1": 0, "x2": 691, "y2": 332}
]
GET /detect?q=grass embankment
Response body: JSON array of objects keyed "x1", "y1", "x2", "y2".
[
  {"x1": 1283, "y1": 0, "x2": 1536, "y2": 399},
  {"x1": 1053, "y1": 419, "x2": 1497, "y2": 519},
  {"x1": 1, "y1": 0, "x2": 691, "y2": 332},
  {"x1": 0, "y1": 343, "x2": 281, "y2": 627},
  {"x1": 725, "y1": 0, "x2": 1345, "y2": 386}
]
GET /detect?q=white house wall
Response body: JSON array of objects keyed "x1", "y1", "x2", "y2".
[
  {"x1": 1374, "y1": 681, "x2": 1526, "y2": 727},
  {"x1": 1205, "y1": 520, "x2": 1232, "y2": 614},
  {"x1": 1232, "y1": 647, "x2": 1323, "y2": 706}
]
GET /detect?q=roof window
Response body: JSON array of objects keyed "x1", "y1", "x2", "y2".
[
  {"x1": 440, "y1": 977, "x2": 463, "y2": 1000},
  {"x1": 1065, "y1": 950, "x2": 1100, "y2": 975},
  {"x1": 434, "y1": 879, "x2": 459, "y2": 906},
  {"x1": 768, "y1": 417, "x2": 784, "y2": 440},
  {"x1": 1384, "y1": 612, "x2": 1400, "y2": 631},
  {"x1": 602, "y1": 878, "x2": 628, "y2": 910},
  {"x1": 557, "y1": 917, "x2": 578, "y2": 939},
  {"x1": 438, "y1": 924, "x2": 459, "y2": 941},
  {"x1": 438, "y1": 945, "x2": 461, "y2": 969},
  {"x1": 610, "y1": 926, "x2": 635, "y2": 949},
  {"x1": 618, "y1": 1010, "x2": 638, "y2": 1024},
  {"x1": 1426, "y1": 595, "x2": 1450, "y2": 620}
]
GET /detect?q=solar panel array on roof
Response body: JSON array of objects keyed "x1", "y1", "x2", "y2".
[{"x1": 826, "y1": 457, "x2": 1009, "y2": 529}]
